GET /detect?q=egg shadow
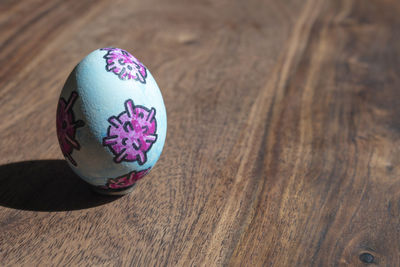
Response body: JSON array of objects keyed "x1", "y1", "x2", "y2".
[{"x1": 0, "y1": 160, "x2": 121, "y2": 211}]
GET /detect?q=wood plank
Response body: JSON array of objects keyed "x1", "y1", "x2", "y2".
[{"x1": 0, "y1": 0, "x2": 399, "y2": 265}]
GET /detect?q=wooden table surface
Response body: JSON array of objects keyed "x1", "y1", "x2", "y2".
[{"x1": 1, "y1": 0, "x2": 400, "y2": 266}]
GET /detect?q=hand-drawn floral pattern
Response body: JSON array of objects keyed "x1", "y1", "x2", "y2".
[
  {"x1": 102, "y1": 168, "x2": 150, "y2": 190},
  {"x1": 103, "y1": 99, "x2": 157, "y2": 165},
  {"x1": 56, "y1": 91, "x2": 84, "y2": 166},
  {"x1": 100, "y1": 47, "x2": 147, "y2": 83}
]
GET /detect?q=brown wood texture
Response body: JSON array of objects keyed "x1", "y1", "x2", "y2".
[{"x1": 1, "y1": 0, "x2": 400, "y2": 265}]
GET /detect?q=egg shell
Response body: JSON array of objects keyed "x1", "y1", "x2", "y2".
[{"x1": 56, "y1": 48, "x2": 167, "y2": 193}]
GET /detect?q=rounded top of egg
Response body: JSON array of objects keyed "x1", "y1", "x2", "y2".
[{"x1": 56, "y1": 48, "x2": 167, "y2": 192}]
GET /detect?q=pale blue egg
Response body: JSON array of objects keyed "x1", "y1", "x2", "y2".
[{"x1": 56, "y1": 48, "x2": 167, "y2": 195}]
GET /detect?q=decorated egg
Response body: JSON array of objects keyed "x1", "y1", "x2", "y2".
[{"x1": 56, "y1": 48, "x2": 167, "y2": 195}]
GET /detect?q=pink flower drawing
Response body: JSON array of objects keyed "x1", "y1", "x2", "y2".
[
  {"x1": 56, "y1": 91, "x2": 84, "y2": 166},
  {"x1": 103, "y1": 99, "x2": 157, "y2": 165},
  {"x1": 104, "y1": 168, "x2": 150, "y2": 189},
  {"x1": 100, "y1": 47, "x2": 147, "y2": 83}
]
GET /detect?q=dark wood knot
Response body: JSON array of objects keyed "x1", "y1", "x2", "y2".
[{"x1": 359, "y1": 252, "x2": 374, "y2": 264}]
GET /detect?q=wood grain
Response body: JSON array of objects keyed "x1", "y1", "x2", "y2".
[{"x1": 1, "y1": 0, "x2": 400, "y2": 265}]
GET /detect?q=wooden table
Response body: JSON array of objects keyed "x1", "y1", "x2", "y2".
[{"x1": 1, "y1": 0, "x2": 399, "y2": 265}]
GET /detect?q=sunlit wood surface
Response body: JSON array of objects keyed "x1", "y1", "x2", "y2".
[{"x1": 1, "y1": 0, "x2": 400, "y2": 265}]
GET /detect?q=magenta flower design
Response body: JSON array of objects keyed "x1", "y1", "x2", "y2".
[
  {"x1": 100, "y1": 47, "x2": 147, "y2": 83},
  {"x1": 103, "y1": 99, "x2": 157, "y2": 165},
  {"x1": 56, "y1": 91, "x2": 84, "y2": 166},
  {"x1": 103, "y1": 168, "x2": 150, "y2": 190}
]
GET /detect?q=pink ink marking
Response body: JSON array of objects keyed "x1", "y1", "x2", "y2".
[
  {"x1": 103, "y1": 99, "x2": 157, "y2": 165},
  {"x1": 104, "y1": 168, "x2": 150, "y2": 189},
  {"x1": 100, "y1": 47, "x2": 147, "y2": 83},
  {"x1": 56, "y1": 91, "x2": 84, "y2": 166}
]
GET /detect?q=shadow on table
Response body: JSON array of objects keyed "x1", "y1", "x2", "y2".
[{"x1": 0, "y1": 160, "x2": 120, "y2": 211}]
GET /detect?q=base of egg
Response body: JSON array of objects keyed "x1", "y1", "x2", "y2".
[{"x1": 91, "y1": 184, "x2": 136, "y2": 196}]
